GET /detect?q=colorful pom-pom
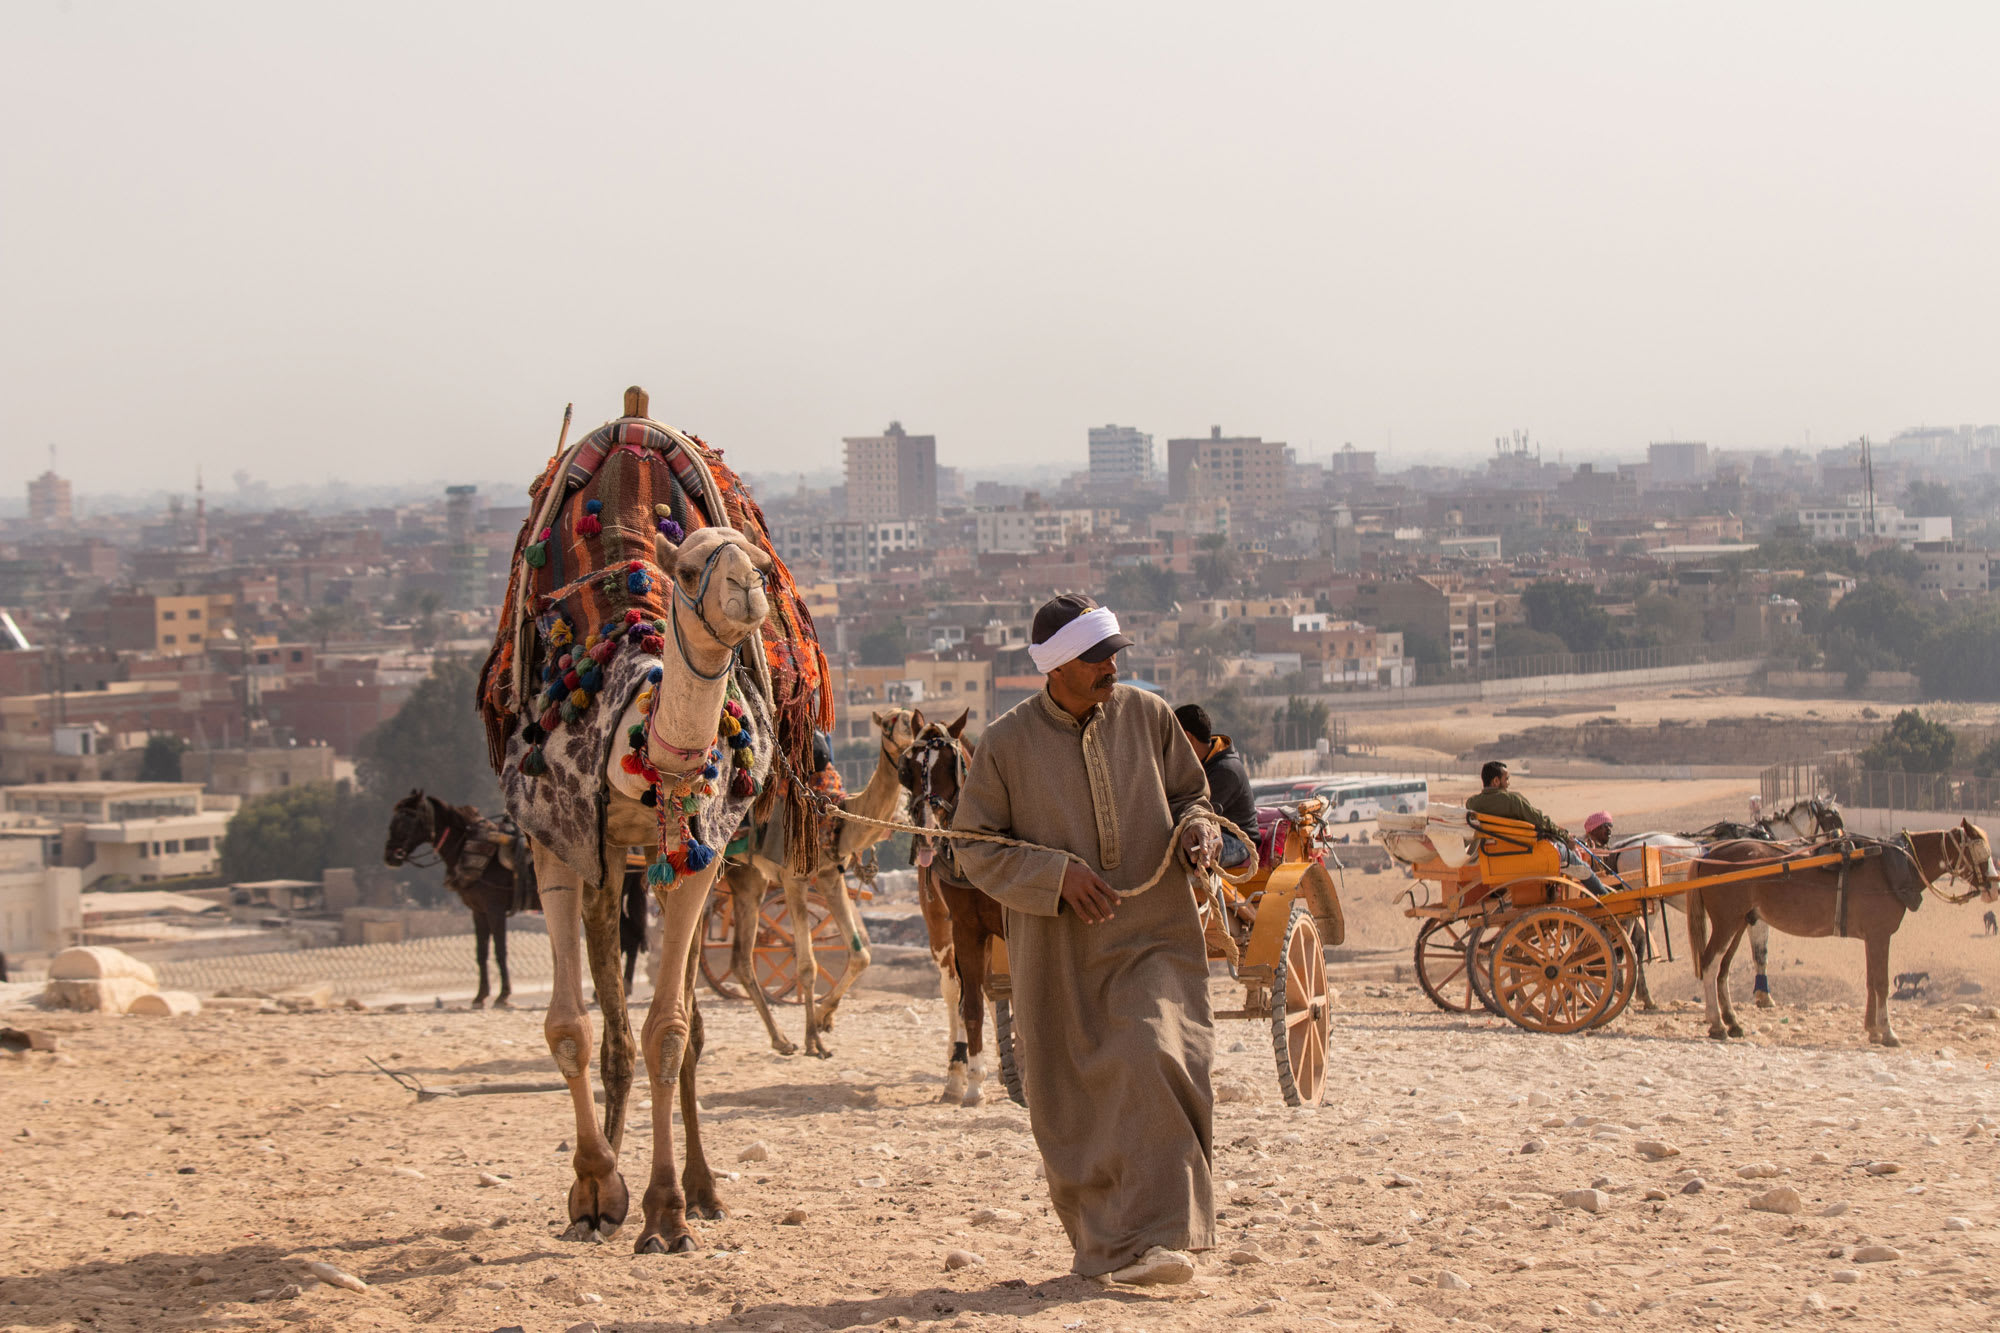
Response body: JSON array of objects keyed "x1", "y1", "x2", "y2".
[
  {"x1": 584, "y1": 498, "x2": 603, "y2": 515},
  {"x1": 562, "y1": 670, "x2": 580, "y2": 690},
  {"x1": 521, "y1": 722, "x2": 546, "y2": 746},
  {"x1": 523, "y1": 542, "x2": 547, "y2": 568},
  {"x1": 724, "y1": 700, "x2": 745, "y2": 719},
  {"x1": 658, "y1": 518, "x2": 685, "y2": 543},
  {"x1": 539, "y1": 705, "x2": 562, "y2": 732},
  {"x1": 684, "y1": 841, "x2": 715, "y2": 873},
  {"x1": 720, "y1": 715, "x2": 741, "y2": 738},
  {"x1": 732, "y1": 748, "x2": 752, "y2": 769},
  {"x1": 647, "y1": 859, "x2": 676, "y2": 888},
  {"x1": 577, "y1": 514, "x2": 602, "y2": 536},
  {"x1": 702, "y1": 763, "x2": 720, "y2": 780},
  {"x1": 641, "y1": 788, "x2": 658, "y2": 807},
  {"x1": 731, "y1": 769, "x2": 755, "y2": 798},
  {"x1": 578, "y1": 664, "x2": 601, "y2": 692},
  {"x1": 569, "y1": 688, "x2": 591, "y2": 709},
  {"x1": 639, "y1": 635, "x2": 664, "y2": 655},
  {"x1": 560, "y1": 701, "x2": 580, "y2": 723},
  {"x1": 627, "y1": 570, "x2": 652, "y2": 595},
  {"x1": 647, "y1": 666, "x2": 663, "y2": 683},
  {"x1": 521, "y1": 746, "x2": 548, "y2": 777},
  {"x1": 621, "y1": 753, "x2": 644, "y2": 775}
]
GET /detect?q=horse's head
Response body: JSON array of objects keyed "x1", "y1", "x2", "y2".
[
  {"x1": 660, "y1": 526, "x2": 773, "y2": 658},
  {"x1": 1955, "y1": 818, "x2": 1998, "y2": 902},
  {"x1": 900, "y1": 710, "x2": 970, "y2": 869},
  {"x1": 872, "y1": 707, "x2": 919, "y2": 766},
  {"x1": 384, "y1": 789, "x2": 433, "y2": 867}
]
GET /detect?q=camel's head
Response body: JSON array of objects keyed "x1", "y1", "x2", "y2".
[
  {"x1": 658, "y1": 526, "x2": 773, "y2": 651},
  {"x1": 872, "y1": 707, "x2": 919, "y2": 763},
  {"x1": 384, "y1": 789, "x2": 431, "y2": 867},
  {"x1": 1958, "y1": 818, "x2": 1998, "y2": 902}
]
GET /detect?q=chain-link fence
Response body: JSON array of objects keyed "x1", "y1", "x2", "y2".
[{"x1": 1764, "y1": 756, "x2": 2000, "y2": 815}]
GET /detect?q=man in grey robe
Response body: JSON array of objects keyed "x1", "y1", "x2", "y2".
[{"x1": 951, "y1": 593, "x2": 1221, "y2": 1285}]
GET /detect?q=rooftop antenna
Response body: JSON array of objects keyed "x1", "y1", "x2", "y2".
[{"x1": 1860, "y1": 435, "x2": 1876, "y2": 540}]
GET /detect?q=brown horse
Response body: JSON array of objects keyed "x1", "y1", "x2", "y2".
[
  {"x1": 384, "y1": 790, "x2": 539, "y2": 1008},
  {"x1": 902, "y1": 710, "x2": 1013, "y2": 1106},
  {"x1": 1685, "y1": 820, "x2": 1997, "y2": 1045}
]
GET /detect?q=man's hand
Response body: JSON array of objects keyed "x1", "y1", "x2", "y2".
[
  {"x1": 1181, "y1": 821, "x2": 1221, "y2": 868},
  {"x1": 1060, "y1": 861, "x2": 1118, "y2": 924}
]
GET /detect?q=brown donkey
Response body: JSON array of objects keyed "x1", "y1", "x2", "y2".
[
  {"x1": 903, "y1": 711, "x2": 1014, "y2": 1106},
  {"x1": 1685, "y1": 820, "x2": 1997, "y2": 1045}
]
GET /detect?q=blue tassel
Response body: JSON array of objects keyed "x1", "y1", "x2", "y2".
[
  {"x1": 585, "y1": 498, "x2": 603, "y2": 515},
  {"x1": 521, "y1": 746, "x2": 548, "y2": 777},
  {"x1": 647, "y1": 666, "x2": 663, "y2": 684},
  {"x1": 684, "y1": 841, "x2": 715, "y2": 872},
  {"x1": 627, "y1": 570, "x2": 652, "y2": 595},
  {"x1": 578, "y1": 664, "x2": 601, "y2": 692},
  {"x1": 703, "y1": 763, "x2": 720, "y2": 780},
  {"x1": 647, "y1": 860, "x2": 676, "y2": 887}
]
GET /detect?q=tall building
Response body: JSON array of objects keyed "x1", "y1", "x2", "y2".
[
  {"x1": 1087, "y1": 425, "x2": 1154, "y2": 489},
  {"x1": 27, "y1": 470, "x2": 72, "y2": 528},
  {"x1": 844, "y1": 422, "x2": 937, "y2": 524},
  {"x1": 1166, "y1": 426, "x2": 1289, "y2": 512},
  {"x1": 444, "y1": 485, "x2": 485, "y2": 610},
  {"x1": 1648, "y1": 441, "x2": 1712, "y2": 485}
]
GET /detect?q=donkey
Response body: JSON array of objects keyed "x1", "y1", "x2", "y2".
[
  {"x1": 1685, "y1": 819, "x2": 1997, "y2": 1045},
  {"x1": 901, "y1": 710, "x2": 1011, "y2": 1106},
  {"x1": 384, "y1": 791, "x2": 539, "y2": 1008}
]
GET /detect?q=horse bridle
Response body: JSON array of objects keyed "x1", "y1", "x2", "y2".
[
  {"x1": 670, "y1": 537, "x2": 765, "y2": 684},
  {"x1": 1930, "y1": 826, "x2": 1997, "y2": 903},
  {"x1": 901, "y1": 731, "x2": 965, "y2": 855},
  {"x1": 386, "y1": 796, "x2": 445, "y2": 869}
]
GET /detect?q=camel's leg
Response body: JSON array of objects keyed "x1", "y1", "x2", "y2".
[
  {"x1": 951, "y1": 917, "x2": 990, "y2": 1108},
  {"x1": 1866, "y1": 930, "x2": 1898, "y2": 1047},
  {"x1": 812, "y1": 872, "x2": 873, "y2": 1033},
  {"x1": 727, "y1": 863, "x2": 796, "y2": 1055},
  {"x1": 492, "y1": 905, "x2": 512, "y2": 1008},
  {"x1": 1748, "y1": 915, "x2": 1775, "y2": 1008},
  {"x1": 677, "y1": 938, "x2": 724, "y2": 1221},
  {"x1": 533, "y1": 846, "x2": 628, "y2": 1241},
  {"x1": 636, "y1": 870, "x2": 721, "y2": 1254},
  {"x1": 582, "y1": 870, "x2": 636, "y2": 1155},
  {"x1": 784, "y1": 871, "x2": 831, "y2": 1059},
  {"x1": 471, "y1": 912, "x2": 492, "y2": 1009}
]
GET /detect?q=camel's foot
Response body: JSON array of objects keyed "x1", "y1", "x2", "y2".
[
  {"x1": 565, "y1": 1169, "x2": 629, "y2": 1241},
  {"x1": 685, "y1": 1190, "x2": 726, "y2": 1221},
  {"x1": 637, "y1": 1181, "x2": 699, "y2": 1254},
  {"x1": 803, "y1": 1034, "x2": 833, "y2": 1061},
  {"x1": 635, "y1": 1231, "x2": 699, "y2": 1255},
  {"x1": 1725, "y1": 1022, "x2": 1745, "y2": 1039},
  {"x1": 1753, "y1": 991, "x2": 1775, "y2": 1010},
  {"x1": 494, "y1": 994, "x2": 512, "y2": 1010}
]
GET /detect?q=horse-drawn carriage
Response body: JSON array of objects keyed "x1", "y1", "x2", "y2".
[{"x1": 1380, "y1": 803, "x2": 1961, "y2": 1036}]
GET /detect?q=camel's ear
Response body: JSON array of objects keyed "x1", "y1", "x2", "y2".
[
  {"x1": 947, "y1": 709, "x2": 970, "y2": 739},
  {"x1": 746, "y1": 541, "x2": 774, "y2": 573},
  {"x1": 872, "y1": 709, "x2": 891, "y2": 727},
  {"x1": 655, "y1": 529, "x2": 681, "y2": 571},
  {"x1": 911, "y1": 708, "x2": 927, "y2": 732}
]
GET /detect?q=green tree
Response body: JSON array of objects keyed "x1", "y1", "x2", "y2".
[
  {"x1": 1521, "y1": 580, "x2": 1618, "y2": 655},
  {"x1": 138, "y1": 733, "x2": 188, "y2": 783},
  {"x1": 1860, "y1": 547, "x2": 1923, "y2": 585},
  {"x1": 1917, "y1": 611, "x2": 2000, "y2": 702},
  {"x1": 1105, "y1": 562, "x2": 1177, "y2": 613},
  {"x1": 1904, "y1": 480, "x2": 1961, "y2": 520},
  {"x1": 1494, "y1": 624, "x2": 1570, "y2": 661},
  {"x1": 1973, "y1": 737, "x2": 2000, "y2": 780},
  {"x1": 1192, "y1": 534, "x2": 1240, "y2": 597},
  {"x1": 858, "y1": 629, "x2": 905, "y2": 667},
  {"x1": 219, "y1": 782, "x2": 373, "y2": 883},
  {"x1": 1857, "y1": 709, "x2": 1957, "y2": 774},
  {"x1": 1273, "y1": 696, "x2": 1330, "y2": 750},
  {"x1": 1825, "y1": 580, "x2": 1929, "y2": 669}
]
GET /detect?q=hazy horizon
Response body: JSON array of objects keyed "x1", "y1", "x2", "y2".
[{"x1": 6, "y1": 2, "x2": 1997, "y2": 491}]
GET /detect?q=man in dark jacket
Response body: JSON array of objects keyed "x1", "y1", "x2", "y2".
[{"x1": 1175, "y1": 704, "x2": 1258, "y2": 869}]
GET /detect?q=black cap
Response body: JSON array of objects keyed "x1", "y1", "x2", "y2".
[{"x1": 1031, "y1": 593, "x2": 1132, "y2": 664}]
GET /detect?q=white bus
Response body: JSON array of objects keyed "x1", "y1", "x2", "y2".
[{"x1": 1314, "y1": 776, "x2": 1429, "y2": 823}]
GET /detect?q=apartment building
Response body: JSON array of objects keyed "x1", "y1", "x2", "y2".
[
  {"x1": 1087, "y1": 425, "x2": 1154, "y2": 490},
  {"x1": 974, "y1": 506, "x2": 1094, "y2": 554},
  {"x1": 1356, "y1": 576, "x2": 1515, "y2": 670},
  {"x1": 1795, "y1": 503, "x2": 1952, "y2": 545},
  {"x1": 844, "y1": 422, "x2": 938, "y2": 523},
  {"x1": 828, "y1": 655, "x2": 996, "y2": 745},
  {"x1": 1165, "y1": 426, "x2": 1289, "y2": 514},
  {"x1": 1914, "y1": 542, "x2": 1994, "y2": 598},
  {"x1": 774, "y1": 519, "x2": 922, "y2": 578},
  {"x1": 0, "y1": 781, "x2": 230, "y2": 888}
]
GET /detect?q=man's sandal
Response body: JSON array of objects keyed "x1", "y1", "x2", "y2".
[{"x1": 1093, "y1": 1246, "x2": 1196, "y2": 1287}]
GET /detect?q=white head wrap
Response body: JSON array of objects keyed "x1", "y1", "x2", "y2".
[{"x1": 1029, "y1": 607, "x2": 1123, "y2": 674}]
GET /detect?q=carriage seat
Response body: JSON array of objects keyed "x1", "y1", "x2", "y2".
[{"x1": 1468, "y1": 812, "x2": 1563, "y2": 881}]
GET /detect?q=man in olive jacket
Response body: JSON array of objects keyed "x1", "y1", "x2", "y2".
[{"x1": 1465, "y1": 760, "x2": 1608, "y2": 894}]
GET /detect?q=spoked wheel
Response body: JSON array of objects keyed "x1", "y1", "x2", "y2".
[
  {"x1": 1487, "y1": 905, "x2": 1621, "y2": 1034},
  {"x1": 1465, "y1": 922, "x2": 1504, "y2": 1017},
  {"x1": 1413, "y1": 918, "x2": 1482, "y2": 1013},
  {"x1": 992, "y1": 997, "x2": 1026, "y2": 1106},
  {"x1": 1594, "y1": 916, "x2": 1641, "y2": 1028},
  {"x1": 698, "y1": 887, "x2": 852, "y2": 1005},
  {"x1": 1271, "y1": 902, "x2": 1330, "y2": 1106}
]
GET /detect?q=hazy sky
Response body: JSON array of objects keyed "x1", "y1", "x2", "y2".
[{"x1": 5, "y1": 2, "x2": 1997, "y2": 494}]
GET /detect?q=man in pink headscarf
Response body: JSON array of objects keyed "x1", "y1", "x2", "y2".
[{"x1": 1583, "y1": 810, "x2": 1615, "y2": 849}]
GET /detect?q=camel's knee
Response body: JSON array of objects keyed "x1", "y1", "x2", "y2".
[{"x1": 547, "y1": 1012, "x2": 593, "y2": 1079}]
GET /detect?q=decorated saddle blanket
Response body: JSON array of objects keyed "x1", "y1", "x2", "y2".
[{"x1": 478, "y1": 414, "x2": 830, "y2": 885}]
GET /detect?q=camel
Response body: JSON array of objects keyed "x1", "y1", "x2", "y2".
[
  {"x1": 719, "y1": 706, "x2": 919, "y2": 1057},
  {"x1": 382, "y1": 791, "x2": 539, "y2": 1008},
  {"x1": 1685, "y1": 820, "x2": 1997, "y2": 1046},
  {"x1": 902, "y1": 710, "x2": 1014, "y2": 1107},
  {"x1": 485, "y1": 391, "x2": 816, "y2": 1255}
]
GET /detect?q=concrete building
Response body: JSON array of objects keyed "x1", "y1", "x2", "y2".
[
  {"x1": 774, "y1": 519, "x2": 922, "y2": 578},
  {"x1": 27, "y1": 470, "x2": 73, "y2": 529},
  {"x1": 182, "y1": 744, "x2": 338, "y2": 798},
  {"x1": 0, "y1": 832, "x2": 81, "y2": 955},
  {"x1": 1166, "y1": 427, "x2": 1290, "y2": 513},
  {"x1": 829, "y1": 654, "x2": 996, "y2": 744},
  {"x1": 1914, "y1": 542, "x2": 1993, "y2": 599},
  {"x1": 0, "y1": 781, "x2": 230, "y2": 888},
  {"x1": 844, "y1": 422, "x2": 938, "y2": 523},
  {"x1": 1794, "y1": 503, "x2": 1952, "y2": 546},
  {"x1": 974, "y1": 505, "x2": 1094, "y2": 554},
  {"x1": 1648, "y1": 441, "x2": 1713, "y2": 485},
  {"x1": 105, "y1": 592, "x2": 219, "y2": 656},
  {"x1": 1356, "y1": 576, "x2": 1515, "y2": 670},
  {"x1": 1087, "y1": 425, "x2": 1154, "y2": 489}
]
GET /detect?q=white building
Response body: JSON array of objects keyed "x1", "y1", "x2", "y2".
[
  {"x1": 974, "y1": 507, "x2": 1095, "y2": 554},
  {"x1": 773, "y1": 519, "x2": 922, "y2": 577},
  {"x1": 1794, "y1": 503, "x2": 1952, "y2": 546},
  {"x1": 0, "y1": 832, "x2": 81, "y2": 956},
  {"x1": 0, "y1": 782, "x2": 231, "y2": 889},
  {"x1": 1088, "y1": 425, "x2": 1154, "y2": 489}
]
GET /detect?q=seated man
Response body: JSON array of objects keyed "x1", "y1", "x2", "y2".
[
  {"x1": 1583, "y1": 810, "x2": 1614, "y2": 849},
  {"x1": 1174, "y1": 704, "x2": 1258, "y2": 870},
  {"x1": 1466, "y1": 761, "x2": 1610, "y2": 895}
]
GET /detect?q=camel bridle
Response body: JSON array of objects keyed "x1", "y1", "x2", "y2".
[{"x1": 670, "y1": 539, "x2": 764, "y2": 684}]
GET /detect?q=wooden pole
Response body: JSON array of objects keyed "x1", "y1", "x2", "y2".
[{"x1": 623, "y1": 385, "x2": 649, "y2": 419}]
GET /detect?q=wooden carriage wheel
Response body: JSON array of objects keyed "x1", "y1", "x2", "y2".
[
  {"x1": 1486, "y1": 904, "x2": 1620, "y2": 1035},
  {"x1": 1271, "y1": 901, "x2": 1330, "y2": 1106},
  {"x1": 1413, "y1": 918, "x2": 1482, "y2": 1013},
  {"x1": 1464, "y1": 921, "x2": 1505, "y2": 1017},
  {"x1": 698, "y1": 887, "x2": 852, "y2": 1006},
  {"x1": 1593, "y1": 916, "x2": 1641, "y2": 1028}
]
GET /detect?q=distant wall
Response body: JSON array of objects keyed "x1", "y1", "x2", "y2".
[{"x1": 1312, "y1": 657, "x2": 1762, "y2": 713}]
